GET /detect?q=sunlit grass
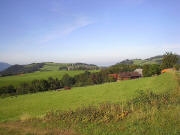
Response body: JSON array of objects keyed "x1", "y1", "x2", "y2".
[
  {"x1": 0, "y1": 73, "x2": 177, "y2": 122},
  {"x1": 0, "y1": 70, "x2": 98, "y2": 87}
]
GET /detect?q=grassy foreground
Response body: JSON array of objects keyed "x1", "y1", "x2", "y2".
[
  {"x1": 0, "y1": 73, "x2": 177, "y2": 122},
  {"x1": 0, "y1": 72, "x2": 179, "y2": 135}
]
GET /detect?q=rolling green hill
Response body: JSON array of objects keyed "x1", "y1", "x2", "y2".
[
  {"x1": 119, "y1": 55, "x2": 180, "y2": 65},
  {"x1": 40, "y1": 62, "x2": 69, "y2": 71},
  {"x1": 0, "y1": 70, "x2": 98, "y2": 87},
  {"x1": 0, "y1": 72, "x2": 177, "y2": 122},
  {"x1": 0, "y1": 62, "x2": 99, "y2": 76},
  {"x1": 0, "y1": 63, "x2": 45, "y2": 76},
  {"x1": 0, "y1": 62, "x2": 99, "y2": 87},
  {"x1": 40, "y1": 62, "x2": 99, "y2": 71}
]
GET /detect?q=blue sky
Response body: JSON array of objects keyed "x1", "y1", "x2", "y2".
[{"x1": 0, "y1": 0, "x2": 180, "y2": 66}]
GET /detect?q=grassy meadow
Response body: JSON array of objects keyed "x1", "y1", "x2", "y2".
[
  {"x1": 0, "y1": 72, "x2": 177, "y2": 122},
  {"x1": 0, "y1": 70, "x2": 98, "y2": 87},
  {"x1": 39, "y1": 62, "x2": 70, "y2": 71},
  {"x1": 0, "y1": 62, "x2": 99, "y2": 87},
  {"x1": 133, "y1": 57, "x2": 162, "y2": 65},
  {"x1": 0, "y1": 72, "x2": 179, "y2": 135}
]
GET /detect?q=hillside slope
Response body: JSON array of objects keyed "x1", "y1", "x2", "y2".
[
  {"x1": 0, "y1": 63, "x2": 45, "y2": 76},
  {"x1": 119, "y1": 55, "x2": 180, "y2": 65},
  {"x1": 0, "y1": 72, "x2": 177, "y2": 122},
  {"x1": 0, "y1": 62, "x2": 99, "y2": 76},
  {"x1": 40, "y1": 62, "x2": 99, "y2": 71},
  {"x1": 0, "y1": 70, "x2": 90, "y2": 87}
]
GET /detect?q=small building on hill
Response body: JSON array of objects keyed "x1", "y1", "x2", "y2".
[
  {"x1": 134, "y1": 69, "x2": 143, "y2": 76},
  {"x1": 108, "y1": 74, "x2": 119, "y2": 80},
  {"x1": 118, "y1": 72, "x2": 141, "y2": 81},
  {"x1": 108, "y1": 72, "x2": 142, "y2": 81}
]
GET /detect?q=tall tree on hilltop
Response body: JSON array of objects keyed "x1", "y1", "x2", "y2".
[{"x1": 161, "y1": 52, "x2": 179, "y2": 69}]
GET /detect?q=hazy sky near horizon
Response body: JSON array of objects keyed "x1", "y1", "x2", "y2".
[{"x1": 0, "y1": 0, "x2": 180, "y2": 66}]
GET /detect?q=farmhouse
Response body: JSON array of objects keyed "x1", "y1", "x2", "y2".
[
  {"x1": 108, "y1": 72, "x2": 142, "y2": 81},
  {"x1": 134, "y1": 68, "x2": 143, "y2": 76},
  {"x1": 118, "y1": 72, "x2": 141, "y2": 80},
  {"x1": 108, "y1": 74, "x2": 119, "y2": 80}
]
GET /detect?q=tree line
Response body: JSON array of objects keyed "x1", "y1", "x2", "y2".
[
  {"x1": 0, "y1": 72, "x2": 116, "y2": 97},
  {"x1": 142, "y1": 52, "x2": 180, "y2": 77},
  {"x1": 0, "y1": 64, "x2": 138, "y2": 97},
  {"x1": 59, "y1": 63, "x2": 99, "y2": 71},
  {"x1": 0, "y1": 52, "x2": 179, "y2": 97}
]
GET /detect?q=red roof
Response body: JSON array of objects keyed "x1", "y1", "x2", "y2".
[
  {"x1": 108, "y1": 74, "x2": 118, "y2": 79},
  {"x1": 109, "y1": 72, "x2": 141, "y2": 80},
  {"x1": 119, "y1": 72, "x2": 141, "y2": 78}
]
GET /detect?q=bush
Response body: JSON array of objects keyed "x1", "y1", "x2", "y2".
[
  {"x1": 143, "y1": 64, "x2": 161, "y2": 77},
  {"x1": 45, "y1": 103, "x2": 129, "y2": 124},
  {"x1": 174, "y1": 64, "x2": 180, "y2": 70},
  {"x1": 44, "y1": 90, "x2": 175, "y2": 126},
  {"x1": 61, "y1": 74, "x2": 74, "y2": 87}
]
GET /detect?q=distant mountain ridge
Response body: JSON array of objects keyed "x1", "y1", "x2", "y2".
[
  {"x1": 0, "y1": 63, "x2": 45, "y2": 76},
  {"x1": 0, "y1": 62, "x2": 99, "y2": 76},
  {"x1": 118, "y1": 55, "x2": 180, "y2": 65},
  {"x1": 0, "y1": 62, "x2": 11, "y2": 71},
  {"x1": 1, "y1": 54, "x2": 180, "y2": 76}
]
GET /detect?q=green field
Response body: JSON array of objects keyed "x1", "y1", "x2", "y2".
[
  {"x1": 0, "y1": 70, "x2": 97, "y2": 87},
  {"x1": 0, "y1": 62, "x2": 99, "y2": 87},
  {"x1": 133, "y1": 57, "x2": 162, "y2": 65},
  {"x1": 0, "y1": 72, "x2": 177, "y2": 122},
  {"x1": 40, "y1": 62, "x2": 69, "y2": 71}
]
